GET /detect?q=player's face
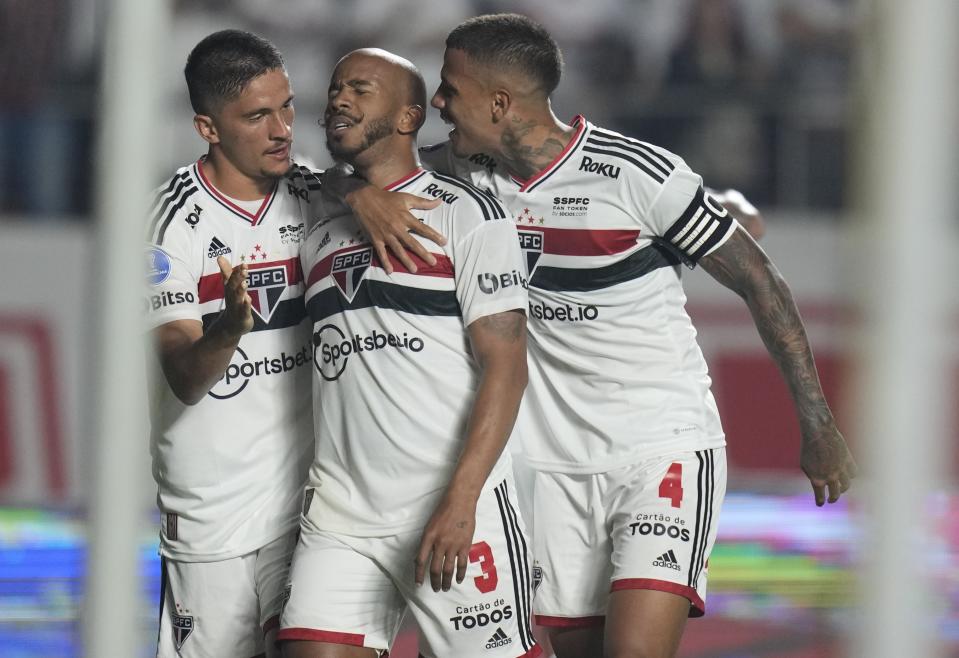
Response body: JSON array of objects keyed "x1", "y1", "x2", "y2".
[
  {"x1": 324, "y1": 54, "x2": 397, "y2": 164},
  {"x1": 208, "y1": 69, "x2": 295, "y2": 181},
  {"x1": 431, "y1": 48, "x2": 497, "y2": 158}
]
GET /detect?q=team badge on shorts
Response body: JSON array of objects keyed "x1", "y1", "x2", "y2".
[
  {"x1": 517, "y1": 230, "x2": 543, "y2": 276},
  {"x1": 171, "y1": 613, "x2": 194, "y2": 649},
  {"x1": 331, "y1": 246, "x2": 372, "y2": 301},
  {"x1": 247, "y1": 265, "x2": 289, "y2": 323}
]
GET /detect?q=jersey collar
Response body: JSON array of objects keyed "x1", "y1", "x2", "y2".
[
  {"x1": 509, "y1": 115, "x2": 588, "y2": 192},
  {"x1": 194, "y1": 158, "x2": 278, "y2": 226}
]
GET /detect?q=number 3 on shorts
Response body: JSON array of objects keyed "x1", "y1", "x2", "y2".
[
  {"x1": 658, "y1": 463, "x2": 684, "y2": 508},
  {"x1": 468, "y1": 541, "x2": 498, "y2": 593}
]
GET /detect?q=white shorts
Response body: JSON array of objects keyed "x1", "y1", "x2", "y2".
[
  {"x1": 157, "y1": 530, "x2": 298, "y2": 658},
  {"x1": 279, "y1": 478, "x2": 541, "y2": 658},
  {"x1": 531, "y1": 449, "x2": 726, "y2": 627}
]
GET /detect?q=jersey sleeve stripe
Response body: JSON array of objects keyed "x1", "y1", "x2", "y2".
[
  {"x1": 153, "y1": 186, "x2": 198, "y2": 245},
  {"x1": 590, "y1": 127, "x2": 675, "y2": 174},
  {"x1": 432, "y1": 172, "x2": 507, "y2": 221},
  {"x1": 661, "y1": 186, "x2": 733, "y2": 264},
  {"x1": 585, "y1": 135, "x2": 672, "y2": 179},
  {"x1": 581, "y1": 144, "x2": 666, "y2": 185},
  {"x1": 291, "y1": 164, "x2": 324, "y2": 190},
  {"x1": 148, "y1": 173, "x2": 193, "y2": 241}
]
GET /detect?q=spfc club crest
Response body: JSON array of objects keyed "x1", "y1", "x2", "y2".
[
  {"x1": 331, "y1": 246, "x2": 372, "y2": 301},
  {"x1": 247, "y1": 265, "x2": 288, "y2": 323},
  {"x1": 532, "y1": 564, "x2": 543, "y2": 593},
  {"x1": 172, "y1": 613, "x2": 194, "y2": 649},
  {"x1": 517, "y1": 230, "x2": 544, "y2": 276}
]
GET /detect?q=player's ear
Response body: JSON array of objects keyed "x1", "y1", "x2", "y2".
[
  {"x1": 193, "y1": 114, "x2": 220, "y2": 145},
  {"x1": 490, "y1": 88, "x2": 511, "y2": 124},
  {"x1": 398, "y1": 104, "x2": 425, "y2": 135}
]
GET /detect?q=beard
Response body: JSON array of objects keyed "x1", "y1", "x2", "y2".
[{"x1": 326, "y1": 117, "x2": 395, "y2": 162}]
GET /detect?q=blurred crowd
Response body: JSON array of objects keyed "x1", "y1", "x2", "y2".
[{"x1": 0, "y1": 0, "x2": 858, "y2": 219}]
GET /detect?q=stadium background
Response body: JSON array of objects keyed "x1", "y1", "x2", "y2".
[{"x1": 0, "y1": 0, "x2": 956, "y2": 656}]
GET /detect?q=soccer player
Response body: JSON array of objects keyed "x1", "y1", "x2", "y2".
[
  {"x1": 346, "y1": 13, "x2": 855, "y2": 658},
  {"x1": 277, "y1": 49, "x2": 539, "y2": 658},
  {"x1": 145, "y1": 30, "x2": 319, "y2": 658}
]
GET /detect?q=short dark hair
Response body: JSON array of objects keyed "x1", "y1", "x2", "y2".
[
  {"x1": 184, "y1": 29, "x2": 285, "y2": 115},
  {"x1": 446, "y1": 14, "x2": 563, "y2": 96}
]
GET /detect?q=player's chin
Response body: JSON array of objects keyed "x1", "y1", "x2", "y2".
[
  {"x1": 448, "y1": 133, "x2": 471, "y2": 159},
  {"x1": 261, "y1": 158, "x2": 292, "y2": 178}
]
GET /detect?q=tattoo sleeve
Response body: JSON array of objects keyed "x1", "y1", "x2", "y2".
[{"x1": 699, "y1": 228, "x2": 834, "y2": 435}]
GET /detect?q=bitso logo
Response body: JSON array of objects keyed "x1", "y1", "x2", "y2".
[
  {"x1": 146, "y1": 247, "x2": 172, "y2": 286},
  {"x1": 476, "y1": 269, "x2": 527, "y2": 294},
  {"x1": 247, "y1": 265, "x2": 289, "y2": 323},
  {"x1": 331, "y1": 247, "x2": 372, "y2": 301},
  {"x1": 313, "y1": 324, "x2": 425, "y2": 382},
  {"x1": 147, "y1": 290, "x2": 196, "y2": 312},
  {"x1": 517, "y1": 230, "x2": 543, "y2": 276}
]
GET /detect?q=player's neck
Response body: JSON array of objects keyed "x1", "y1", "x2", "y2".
[
  {"x1": 498, "y1": 109, "x2": 574, "y2": 181},
  {"x1": 201, "y1": 151, "x2": 275, "y2": 200},
  {"x1": 352, "y1": 144, "x2": 420, "y2": 190}
]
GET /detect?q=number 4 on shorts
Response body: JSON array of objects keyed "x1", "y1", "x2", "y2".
[{"x1": 658, "y1": 463, "x2": 684, "y2": 508}]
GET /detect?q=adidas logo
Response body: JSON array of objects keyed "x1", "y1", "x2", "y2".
[
  {"x1": 207, "y1": 236, "x2": 232, "y2": 258},
  {"x1": 652, "y1": 549, "x2": 682, "y2": 572},
  {"x1": 485, "y1": 627, "x2": 512, "y2": 650}
]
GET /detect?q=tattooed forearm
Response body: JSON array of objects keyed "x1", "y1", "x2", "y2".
[{"x1": 700, "y1": 230, "x2": 833, "y2": 434}]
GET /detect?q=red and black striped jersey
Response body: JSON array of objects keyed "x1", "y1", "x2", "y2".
[
  {"x1": 421, "y1": 117, "x2": 737, "y2": 473},
  {"x1": 300, "y1": 167, "x2": 527, "y2": 535}
]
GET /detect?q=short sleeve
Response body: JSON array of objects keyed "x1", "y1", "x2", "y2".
[
  {"x1": 145, "y1": 228, "x2": 204, "y2": 329},
  {"x1": 646, "y1": 165, "x2": 738, "y2": 266},
  {"x1": 452, "y1": 218, "x2": 528, "y2": 327}
]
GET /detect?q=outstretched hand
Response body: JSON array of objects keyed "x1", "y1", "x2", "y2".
[
  {"x1": 800, "y1": 423, "x2": 857, "y2": 506},
  {"x1": 216, "y1": 256, "x2": 254, "y2": 337},
  {"x1": 347, "y1": 185, "x2": 445, "y2": 274}
]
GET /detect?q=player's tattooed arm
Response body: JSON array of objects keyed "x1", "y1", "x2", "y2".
[
  {"x1": 153, "y1": 257, "x2": 252, "y2": 406},
  {"x1": 415, "y1": 309, "x2": 527, "y2": 592},
  {"x1": 321, "y1": 164, "x2": 444, "y2": 274},
  {"x1": 699, "y1": 228, "x2": 857, "y2": 506}
]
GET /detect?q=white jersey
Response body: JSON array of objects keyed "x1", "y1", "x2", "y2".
[
  {"x1": 420, "y1": 117, "x2": 737, "y2": 474},
  {"x1": 145, "y1": 159, "x2": 319, "y2": 561},
  {"x1": 301, "y1": 167, "x2": 527, "y2": 536}
]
